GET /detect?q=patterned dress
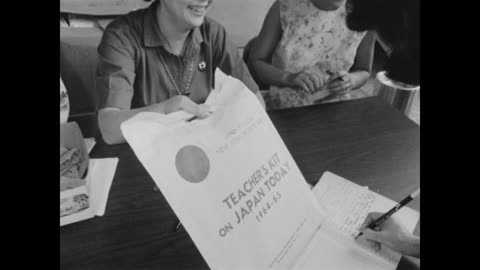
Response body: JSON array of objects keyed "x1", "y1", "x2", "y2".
[{"x1": 269, "y1": 0, "x2": 368, "y2": 109}]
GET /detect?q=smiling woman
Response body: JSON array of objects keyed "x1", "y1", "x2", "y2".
[
  {"x1": 159, "y1": 0, "x2": 213, "y2": 31},
  {"x1": 96, "y1": 0, "x2": 265, "y2": 144}
]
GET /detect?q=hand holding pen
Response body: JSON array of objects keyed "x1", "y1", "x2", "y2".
[
  {"x1": 326, "y1": 71, "x2": 353, "y2": 95},
  {"x1": 355, "y1": 188, "x2": 420, "y2": 257},
  {"x1": 358, "y1": 211, "x2": 420, "y2": 257}
]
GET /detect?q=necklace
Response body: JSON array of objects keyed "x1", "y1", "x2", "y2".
[
  {"x1": 156, "y1": 24, "x2": 195, "y2": 97},
  {"x1": 158, "y1": 50, "x2": 195, "y2": 96}
]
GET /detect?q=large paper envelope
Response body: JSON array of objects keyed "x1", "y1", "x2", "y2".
[{"x1": 121, "y1": 70, "x2": 327, "y2": 270}]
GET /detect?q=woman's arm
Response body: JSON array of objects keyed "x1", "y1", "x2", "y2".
[
  {"x1": 327, "y1": 30, "x2": 376, "y2": 94},
  {"x1": 247, "y1": 1, "x2": 289, "y2": 87},
  {"x1": 99, "y1": 96, "x2": 211, "y2": 145},
  {"x1": 350, "y1": 30, "x2": 376, "y2": 89},
  {"x1": 248, "y1": 1, "x2": 330, "y2": 93},
  {"x1": 350, "y1": 31, "x2": 375, "y2": 89}
]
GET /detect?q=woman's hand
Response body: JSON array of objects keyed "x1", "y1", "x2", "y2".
[
  {"x1": 326, "y1": 71, "x2": 353, "y2": 96},
  {"x1": 358, "y1": 212, "x2": 420, "y2": 257},
  {"x1": 160, "y1": 95, "x2": 212, "y2": 119},
  {"x1": 99, "y1": 95, "x2": 212, "y2": 145},
  {"x1": 286, "y1": 70, "x2": 327, "y2": 94}
]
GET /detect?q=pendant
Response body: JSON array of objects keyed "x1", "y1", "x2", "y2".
[{"x1": 198, "y1": 61, "x2": 206, "y2": 71}]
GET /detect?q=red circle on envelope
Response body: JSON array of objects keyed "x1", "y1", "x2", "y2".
[{"x1": 175, "y1": 145, "x2": 210, "y2": 183}]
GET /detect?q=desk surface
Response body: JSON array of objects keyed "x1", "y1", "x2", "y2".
[{"x1": 60, "y1": 97, "x2": 420, "y2": 269}]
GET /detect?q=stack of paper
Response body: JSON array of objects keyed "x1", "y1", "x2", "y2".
[{"x1": 60, "y1": 158, "x2": 118, "y2": 226}]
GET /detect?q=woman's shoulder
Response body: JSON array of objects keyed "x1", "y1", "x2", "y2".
[
  {"x1": 103, "y1": 8, "x2": 146, "y2": 40},
  {"x1": 202, "y1": 16, "x2": 226, "y2": 34},
  {"x1": 200, "y1": 16, "x2": 229, "y2": 44}
]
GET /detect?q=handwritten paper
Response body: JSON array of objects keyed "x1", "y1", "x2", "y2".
[
  {"x1": 314, "y1": 173, "x2": 375, "y2": 238},
  {"x1": 295, "y1": 171, "x2": 420, "y2": 269}
]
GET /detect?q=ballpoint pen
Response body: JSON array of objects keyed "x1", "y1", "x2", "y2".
[{"x1": 355, "y1": 188, "x2": 420, "y2": 238}]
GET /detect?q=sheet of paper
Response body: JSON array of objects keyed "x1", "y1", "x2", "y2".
[
  {"x1": 314, "y1": 172, "x2": 375, "y2": 238},
  {"x1": 83, "y1": 138, "x2": 96, "y2": 154},
  {"x1": 300, "y1": 171, "x2": 420, "y2": 269},
  {"x1": 87, "y1": 158, "x2": 118, "y2": 216},
  {"x1": 314, "y1": 172, "x2": 401, "y2": 266},
  {"x1": 293, "y1": 225, "x2": 392, "y2": 270},
  {"x1": 60, "y1": 158, "x2": 118, "y2": 226}
]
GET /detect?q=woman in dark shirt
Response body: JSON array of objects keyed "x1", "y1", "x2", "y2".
[{"x1": 97, "y1": 0, "x2": 265, "y2": 144}]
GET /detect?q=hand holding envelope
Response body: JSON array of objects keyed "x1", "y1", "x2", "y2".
[{"x1": 120, "y1": 69, "x2": 326, "y2": 269}]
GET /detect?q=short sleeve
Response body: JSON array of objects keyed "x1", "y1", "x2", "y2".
[{"x1": 96, "y1": 21, "x2": 137, "y2": 110}]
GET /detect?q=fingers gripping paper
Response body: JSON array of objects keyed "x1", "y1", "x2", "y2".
[{"x1": 121, "y1": 70, "x2": 327, "y2": 269}]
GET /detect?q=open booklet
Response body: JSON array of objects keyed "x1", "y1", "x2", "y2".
[
  {"x1": 293, "y1": 171, "x2": 420, "y2": 270},
  {"x1": 120, "y1": 70, "x2": 419, "y2": 269}
]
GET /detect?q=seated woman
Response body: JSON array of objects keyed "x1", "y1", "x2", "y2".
[
  {"x1": 97, "y1": 0, "x2": 265, "y2": 145},
  {"x1": 247, "y1": 0, "x2": 375, "y2": 110}
]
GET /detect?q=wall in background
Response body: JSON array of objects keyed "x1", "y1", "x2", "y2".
[
  {"x1": 207, "y1": 0, "x2": 275, "y2": 47},
  {"x1": 60, "y1": 0, "x2": 275, "y2": 47},
  {"x1": 60, "y1": 0, "x2": 150, "y2": 15}
]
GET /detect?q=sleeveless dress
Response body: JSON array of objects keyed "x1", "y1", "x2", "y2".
[{"x1": 269, "y1": 0, "x2": 368, "y2": 109}]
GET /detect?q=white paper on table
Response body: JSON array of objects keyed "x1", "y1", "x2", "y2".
[
  {"x1": 314, "y1": 172, "x2": 419, "y2": 236},
  {"x1": 293, "y1": 224, "x2": 393, "y2": 270},
  {"x1": 293, "y1": 171, "x2": 419, "y2": 270},
  {"x1": 121, "y1": 69, "x2": 328, "y2": 270},
  {"x1": 83, "y1": 138, "x2": 96, "y2": 154},
  {"x1": 313, "y1": 172, "x2": 375, "y2": 238},
  {"x1": 60, "y1": 158, "x2": 118, "y2": 226}
]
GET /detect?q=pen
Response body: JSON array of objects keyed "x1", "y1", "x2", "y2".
[
  {"x1": 186, "y1": 115, "x2": 198, "y2": 122},
  {"x1": 356, "y1": 188, "x2": 420, "y2": 238},
  {"x1": 186, "y1": 112, "x2": 212, "y2": 122},
  {"x1": 175, "y1": 221, "x2": 182, "y2": 231},
  {"x1": 327, "y1": 70, "x2": 344, "y2": 82}
]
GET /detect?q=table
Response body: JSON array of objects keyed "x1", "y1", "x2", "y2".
[{"x1": 60, "y1": 96, "x2": 420, "y2": 269}]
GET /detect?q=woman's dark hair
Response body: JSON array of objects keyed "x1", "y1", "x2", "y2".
[{"x1": 346, "y1": 0, "x2": 419, "y2": 85}]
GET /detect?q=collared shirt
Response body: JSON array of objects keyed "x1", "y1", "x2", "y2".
[{"x1": 97, "y1": 2, "x2": 259, "y2": 110}]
